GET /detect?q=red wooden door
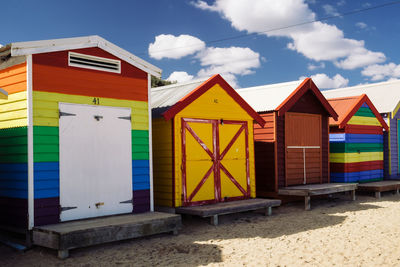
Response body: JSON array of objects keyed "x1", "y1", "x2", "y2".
[
  {"x1": 285, "y1": 112, "x2": 322, "y2": 186},
  {"x1": 181, "y1": 118, "x2": 250, "y2": 206}
]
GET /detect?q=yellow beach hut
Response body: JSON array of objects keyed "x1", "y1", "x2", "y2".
[{"x1": 151, "y1": 74, "x2": 265, "y2": 208}]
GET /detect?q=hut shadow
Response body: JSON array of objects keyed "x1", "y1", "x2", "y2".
[
  {"x1": 0, "y1": 231, "x2": 223, "y2": 267},
  {"x1": 178, "y1": 193, "x2": 384, "y2": 242}
]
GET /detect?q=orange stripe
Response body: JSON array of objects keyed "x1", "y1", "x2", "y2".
[{"x1": 0, "y1": 63, "x2": 27, "y2": 94}]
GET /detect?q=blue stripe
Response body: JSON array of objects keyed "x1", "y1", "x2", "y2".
[
  {"x1": 361, "y1": 102, "x2": 369, "y2": 108},
  {"x1": 0, "y1": 160, "x2": 150, "y2": 198},
  {"x1": 330, "y1": 133, "x2": 383, "y2": 143},
  {"x1": 133, "y1": 160, "x2": 150, "y2": 190},
  {"x1": 331, "y1": 169, "x2": 383, "y2": 183},
  {"x1": 0, "y1": 163, "x2": 28, "y2": 198}
]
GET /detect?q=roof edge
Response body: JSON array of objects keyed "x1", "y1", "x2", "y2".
[
  {"x1": 276, "y1": 78, "x2": 338, "y2": 120},
  {"x1": 10, "y1": 35, "x2": 162, "y2": 77},
  {"x1": 162, "y1": 74, "x2": 266, "y2": 126}
]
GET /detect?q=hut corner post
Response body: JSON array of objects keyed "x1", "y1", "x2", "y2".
[
  {"x1": 27, "y1": 54, "x2": 34, "y2": 244},
  {"x1": 148, "y1": 74, "x2": 154, "y2": 212}
]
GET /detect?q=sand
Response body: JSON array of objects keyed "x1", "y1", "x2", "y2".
[{"x1": 1, "y1": 193, "x2": 400, "y2": 266}]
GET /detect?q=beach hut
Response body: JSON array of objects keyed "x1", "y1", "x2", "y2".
[
  {"x1": 327, "y1": 95, "x2": 389, "y2": 183},
  {"x1": 151, "y1": 75, "x2": 265, "y2": 208},
  {"x1": 323, "y1": 80, "x2": 400, "y2": 178},
  {"x1": 237, "y1": 78, "x2": 338, "y2": 197},
  {"x1": 0, "y1": 36, "x2": 161, "y2": 232}
]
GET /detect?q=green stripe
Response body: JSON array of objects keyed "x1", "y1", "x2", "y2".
[
  {"x1": 0, "y1": 127, "x2": 28, "y2": 163},
  {"x1": 354, "y1": 107, "x2": 375, "y2": 118},
  {"x1": 34, "y1": 126, "x2": 59, "y2": 162},
  {"x1": 0, "y1": 126, "x2": 150, "y2": 162},
  {"x1": 132, "y1": 130, "x2": 149, "y2": 160},
  {"x1": 330, "y1": 142, "x2": 383, "y2": 153}
]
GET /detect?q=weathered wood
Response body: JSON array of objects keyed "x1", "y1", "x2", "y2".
[
  {"x1": 351, "y1": 190, "x2": 356, "y2": 201},
  {"x1": 175, "y1": 198, "x2": 281, "y2": 218},
  {"x1": 305, "y1": 196, "x2": 311, "y2": 211},
  {"x1": 266, "y1": 206, "x2": 272, "y2": 216},
  {"x1": 211, "y1": 215, "x2": 218, "y2": 226},
  {"x1": 279, "y1": 183, "x2": 358, "y2": 197},
  {"x1": 32, "y1": 212, "x2": 182, "y2": 257},
  {"x1": 278, "y1": 183, "x2": 358, "y2": 210},
  {"x1": 58, "y1": 250, "x2": 69, "y2": 259},
  {"x1": 357, "y1": 180, "x2": 400, "y2": 194},
  {"x1": 375, "y1": 191, "x2": 381, "y2": 199}
]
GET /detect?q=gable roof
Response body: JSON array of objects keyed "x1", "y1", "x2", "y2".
[
  {"x1": 151, "y1": 74, "x2": 266, "y2": 126},
  {"x1": 327, "y1": 94, "x2": 388, "y2": 131},
  {"x1": 322, "y1": 79, "x2": 400, "y2": 114},
  {"x1": 0, "y1": 35, "x2": 161, "y2": 77},
  {"x1": 237, "y1": 78, "x2": 338, "y2": 120}
]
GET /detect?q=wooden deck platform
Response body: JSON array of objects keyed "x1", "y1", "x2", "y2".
[
  {"x1": 357, "y1": 180, "x2": 400, "y2": 198},
  {"x1": 32, "y1": 212, "x2": 182, "y2": 259},
  {"x1": 278, "y1": 183, "x2": 358, "y2": 210},
  {"x1": 175, "y1": 198, "x2": 281, "y2": 226}
]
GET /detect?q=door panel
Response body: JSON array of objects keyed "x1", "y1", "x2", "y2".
[
  {"x1": 285, "y1": 113, "x2": 322, "y2": 186},
  {"x1": 219, "y1": 122, "x2": 249, "y2": 199},
  {"x1": 59, "y1": 103, "x2": 132, "y2": 221},
  {"x1": 182, "y1": 118, "x2": 250, "y2": 206}
]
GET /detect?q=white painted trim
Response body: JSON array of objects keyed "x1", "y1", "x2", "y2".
[
  {"x1": 27, "y1": 55, "x2": 34, "y2": 229},
  {"x1": 10, "y1": 35, "x2": 162, "y2": 77},
  {"x1": 287, "y1": 146, "x2": 320, "y2": 149},
  {"x1": 148, "y1": 74, "x2": 154, "y2": 212}
]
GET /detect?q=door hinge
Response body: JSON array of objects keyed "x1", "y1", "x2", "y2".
[
  {"x1": 119, "y1": 199, "x2": 133, "y2": 204},
  {"x1": 118, "y1": 116, "x2": 131, "y2": 120},
  {"x1": 59, "y1": 110, "x2": 76, "y2": 118},
  {"x1": 60, "y1": 206, "x2": 77, "y2": 212}
]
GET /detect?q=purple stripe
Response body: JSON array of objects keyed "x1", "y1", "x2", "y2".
[
  {"x1": 133, "y1": 189, "x2": 150, "y2": 214},
  {"x1": 34, "y1": 197, "x2": 60, "y2": 226},
  {"x1": 0, "y1": 197, "x2": 27, "y2": 228}
]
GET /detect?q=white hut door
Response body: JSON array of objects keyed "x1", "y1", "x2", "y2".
[{"x1": 59, "y1": 103, "x2": 133, "y2": 222}]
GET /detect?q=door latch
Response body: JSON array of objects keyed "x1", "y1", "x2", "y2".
[
  {"x1": 95, "y1": 202, "x2": 104, "y2": 208},
  {"x1": 94, "y1": 115, "x2": 103, "y2": 121}
]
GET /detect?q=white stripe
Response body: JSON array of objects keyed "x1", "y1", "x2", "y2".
[{"x1": 27, "y1": 55, "x2": 34, "y2": 229}]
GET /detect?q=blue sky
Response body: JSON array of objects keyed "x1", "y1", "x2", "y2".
[{"x1": 2, "y1": 0, "x2": 400, "y2": 89}]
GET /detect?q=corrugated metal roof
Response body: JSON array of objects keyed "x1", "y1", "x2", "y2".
[
  {"x1": 327, "y1": 96, "x2": 361, "y2": 126},
  {"x1": 151, "y1": 78, "x2": 207, "y2": 109},
  {"x1": 236, "y1": 80, "x2": 303, "y2": 112},
  {"x1": 322, "y1": 79, "x2": 400, "y2": 113}
]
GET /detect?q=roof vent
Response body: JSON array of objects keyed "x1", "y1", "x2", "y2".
[{"x1": 68, "y1": 52, "x2": 121, "y2": 73}]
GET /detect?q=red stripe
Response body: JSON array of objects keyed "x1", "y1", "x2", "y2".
[
  {"x1": 219, "y1": 124, "x2": 245, "y2": 160},
  {"x1": 330, "y1": 161, "x2": 383, "y2": 173}
]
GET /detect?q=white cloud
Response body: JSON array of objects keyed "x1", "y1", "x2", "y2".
[
  {"x1": 166, "y1": 71, "x2": 194, "y2": 83},
  {"x1": 301, "y1": 73, "x2": 349, "y2": 89},
  {"x1": 334, "y1": 49, "x2": 386, "y2": 70},
  {"x1": 148, "y1": 34, "x2": 206, "y2": 60},
  {"x1": 322, "y1": 4, "x2": 339, "y2": 16},
  {"x1": 356, "y1": 22, "x2": 368, "y2": 29},
  {"x1": 361, "y1": 63, "x2": 400, "y2": 81},
  {"x1": 307, "y1": 62, "x2": 325, "y2": 70},
  {"x1": 192, "y1": 0, "x2": 386, "y2": 70},
  {"x1": 196, "y1": 46, "x2": 261, "y2": 88}
]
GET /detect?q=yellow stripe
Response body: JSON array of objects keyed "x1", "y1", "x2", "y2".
[
  {"x1": 0, "y1": 91, "x2": 27, "y2": 129},
  {"x1": 392, "y1": 102, "x2": 400, "y2": 119},
  {"x1": 32, "y1": 91, "x2": 148, "y2": 130},
  {"x1": 347, "y1": 115, "x2": 382, "y2": 126},
  {"x1": 330, "y1": 152, "x2": 383, "y2": 163}
]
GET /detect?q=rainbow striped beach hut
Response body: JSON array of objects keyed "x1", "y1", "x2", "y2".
[{"x1": 327, "y1": 94, "x2": 388, "y2": 183}]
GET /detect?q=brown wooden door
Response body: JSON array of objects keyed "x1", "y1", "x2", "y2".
[{"x1": 285, "y1": 112, "x2": 322, "y2": 186}]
